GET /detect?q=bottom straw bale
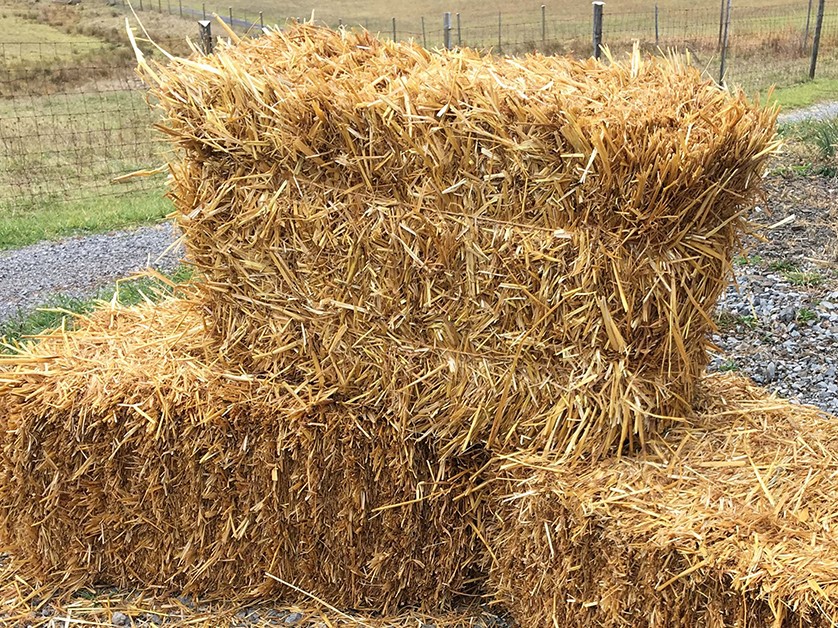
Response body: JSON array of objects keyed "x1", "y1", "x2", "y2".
[
  {"x1": 0, "y1": 298, "x2": 484, "y2": 613},
  {"x1": 487, "y1": 374, "x2": 838, "y2": 628}
]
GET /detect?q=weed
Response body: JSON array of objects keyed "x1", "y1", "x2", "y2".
[
  {"x1": 718, "y1": 359, "x2": 739, "y2": 372},
  {"x1": 738, "y1": 315, "x2": 760, "y2": 330},
  {"x1": 784, "y1": 270, "x2": 824, "y2": 286},
  {"x1": 735, "y1": 254, "x2": 763, "y2": 266},
  {"x1": 797, "y1": 307, "x2": 818, "y2": 323},
  {"x1": 768, "y1": 259, "x2": 798, "y2": 272}
]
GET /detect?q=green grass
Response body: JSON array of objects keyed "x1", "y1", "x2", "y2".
[
  {"x1": 797, "y1": 307, "x2": 818, "y2": 322},
  {"x1": 0, "y1": 265, "x2": 193, "y2": 348},
  {"x1": 0, "y1": 86, "x2": 170, "y2": 247},
  {"x1": 784, "y1": 270, "x2": 824, "y2": 286},
  {"x1": 0, "y1": 13, "x2": 105, "y2": 59},
  {"x1": 768, "y1": 259, "x2": 798, "y2": 272},
  {"x1": 0, "y1": 89, "x2": 163, "y2": 204},
  {"x1": 0, "y1": 191, "x2": 172, "y2": 250},
  {"x1": 718, "y1": 358, "x2": 740, "y2": 372},
  {"x1": 771, "y1": 78, "x2": 838, "y2": 111}
]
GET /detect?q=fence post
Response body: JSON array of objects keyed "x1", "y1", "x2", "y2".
[
  {"x1": 178, "y1": 0, "x2": 182, "y2": 17},
  {"x1": 654, "y1": 2, "x2": 659, "y2": 47},
  {"x1": 422, "y1": 16, "x2": 427, "y2": 47},
  {"x1": 717, "y1": 0, "x2": 726, "y2": 50},
  {"x1": 457, "y1": 12, "x2": 462, "y2": 46},
  {"x1": 541, "y1": 4, "x2": 546, "y2": 49},
  {"x1": 138, "y1": 0, "x2": 143, "y2": 11},
  {"x1": 498, "y1": 11, "x2": 502, "y2": 54},
  {"x1": 444, "y1": 12, "x2": 452, "y2": 49},
  {"x1": 803, "y1": 0, "x2": 813, "y2": 52},
  {"x1": 392, "y1": 17, "x2": 396, "y2": 40},
  {"x1": 719, "y1": 0, "x2": 732, "y2": 83},
  {"x1": 229, "y1": 6, "x2": 233, "y2": 26},
  {"x1": 592, "y1": 1, "x2": 604, "y2": 59},
  {"x1": 809, "y1": 0, "x2": 825, "y2": 79},
  {"x1": 260, "y1": 11, "x2": 264, "y2": 28},
  {"x1": 157, "y1": 0, "x2": 161, "y2": 12},
  {"x1": 199, "y1": 20, "x2": 213, "y2": 54},
  {"x1": 202, "y1": 2, "x2": 206, "y2": 20}
]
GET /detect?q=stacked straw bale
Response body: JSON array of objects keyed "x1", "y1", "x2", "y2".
[
  {"x1": 142, "y1": 24, "x2": 778, "y2": 460},
  {"x1": 487, "y1": 374, "x2": 838, "y2": 627},
  {"x1": 0, "y1": 298, "x2": 484, "y2": 611}
]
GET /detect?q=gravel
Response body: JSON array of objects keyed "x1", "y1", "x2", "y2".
[
  {"x1": 778, "y1": 101, "x2": 838, "y2": 125},
  {"x1": 707, "y1": 173, "x2": 838, "y2": 417},
  {"x1": 0, "y1": 224, "x2": 183, "y2": 324},
  {"x1": 710, "y1": 267, "x2": 838, "y2": 415}
]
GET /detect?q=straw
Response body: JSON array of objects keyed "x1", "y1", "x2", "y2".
[
  {"x1": 0, "y1": 298, "x2": 485, "y2": 613},
  {"x1": 142, "y1": 24, "x2": 778, "y2": 461},
  {"x1": 486, "y1": 374, "x2": 838, "y2": 627}
]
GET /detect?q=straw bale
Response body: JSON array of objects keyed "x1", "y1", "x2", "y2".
[
  {"x1": 486, "y1": 374, "x2": 838, "y2": 627},
  {"x1": 0, "y1": 298, "x2": 484, "y2": 612},
  {"x1": 142, "y1": 24, "x2": 778, "y2": 460}
]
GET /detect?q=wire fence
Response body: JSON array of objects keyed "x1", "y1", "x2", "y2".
[{"x1": 1, "y1": 1, "x2": 836, "y2": 223}]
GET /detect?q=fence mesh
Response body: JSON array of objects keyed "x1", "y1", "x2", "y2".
[{"x1": 0, "y1": 1, "x2": 834, "y2": 226}]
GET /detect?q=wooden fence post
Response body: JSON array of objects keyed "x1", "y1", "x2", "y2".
[
  {"x1": 809, "y1": 0, "x2": 826, "y2": 79},
  {"x1": 593, "y1": 2, "x2": 604, "y2": 59}
]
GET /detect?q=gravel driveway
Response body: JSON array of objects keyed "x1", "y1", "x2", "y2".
[{"x1": 0, "y1": 224, "x2": 183, "y2": 323}]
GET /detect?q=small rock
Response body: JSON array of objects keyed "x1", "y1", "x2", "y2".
[
  {"x1": 112, "y1": 611, "x2": 130, "y2": 627},
  {"x1": 285, "y1": 612, "x2": 304, "y2": 625}
]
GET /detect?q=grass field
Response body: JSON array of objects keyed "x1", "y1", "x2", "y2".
[
  {"x1": 177, "y1": 0, "x2": 820, "y2": 30},
  {"x1": 0, "y1": 13, "x2": 105, "y2": 59},
  {"x1": 0, "y1": 191, "x2": 171, "y2": 250}
]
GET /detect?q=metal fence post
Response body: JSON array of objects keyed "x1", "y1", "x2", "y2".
[
  {"x1": 392, "y1": 17, "x2": 396, "y2": 40},
  {"x1": 202, "y1": 2, "x2": 206, "y2": 20},
  {"x1": 541, "y1": 4, "x2": 546, "y2": 49},
  {"x1": 717, "y1": 0, "x2": 725, "y2": 50},
  {"x1": 655, "y1": 2, "x2": 659, "y2": 47},
  {"x1": 497, "y1": 11, "x2": 502, "y2": 54},
  {"x1": 444, "y1": 12, "x2": 452, "y2": 49},
  {"x1": 260, "y1": 11, "x2": 264, "y2": 28},
  {"x1": 809, "y1": 0, "x2": 825, "y2": 79},
  {"x1": 457, "y1": 13, "x2": 461, "y2": 47},
  {"x1": 229, "y1": 6, "x2": 233, "y2": 27},
  {"x1": 422, "y1": 16, "x2": 427, "y2": 47},
  {"x1": 138, "y1": 0, "x2": 143, "y2": 11},
  {"x1": 157, "y1": 0, "x2": 161, "y2": 13},
  {"x1": 719, "y1": 0, "x2": 732, "y2": 83},
  {"x1": 199, "y1": 20, "x2": 213, "y2": 54},
  {"x1": 178, "y1": 0, "x2": 182, "y2": 17},
  {"x1": 592, "y1": 2, "x2": 604, "y2": 59}
]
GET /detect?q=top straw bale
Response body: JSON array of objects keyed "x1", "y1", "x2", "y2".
[{"x1": 142, "y1": 25, "x2": 777, "y2": 460}]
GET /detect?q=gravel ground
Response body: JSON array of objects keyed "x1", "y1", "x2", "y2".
[
  {"x1": 778, "y1": 100, "x2": 838, "y2": 124},
  {"x1": 708, "y1": 173, "x2": 838, "y2": 416},
  {"x1": 0, "y1": 224, "x2": 183, "y2": 324}
]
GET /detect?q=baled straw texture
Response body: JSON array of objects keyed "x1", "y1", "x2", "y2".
[
  {"x1": 487, "y1": 374, "x2": 838, "y2": 627},
  {"x1": 144, "y1": 24, "x2": 777, "y2": 461},
  {"x1": 0, "y1": 298, "x2": 484, "y2": 613}
]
